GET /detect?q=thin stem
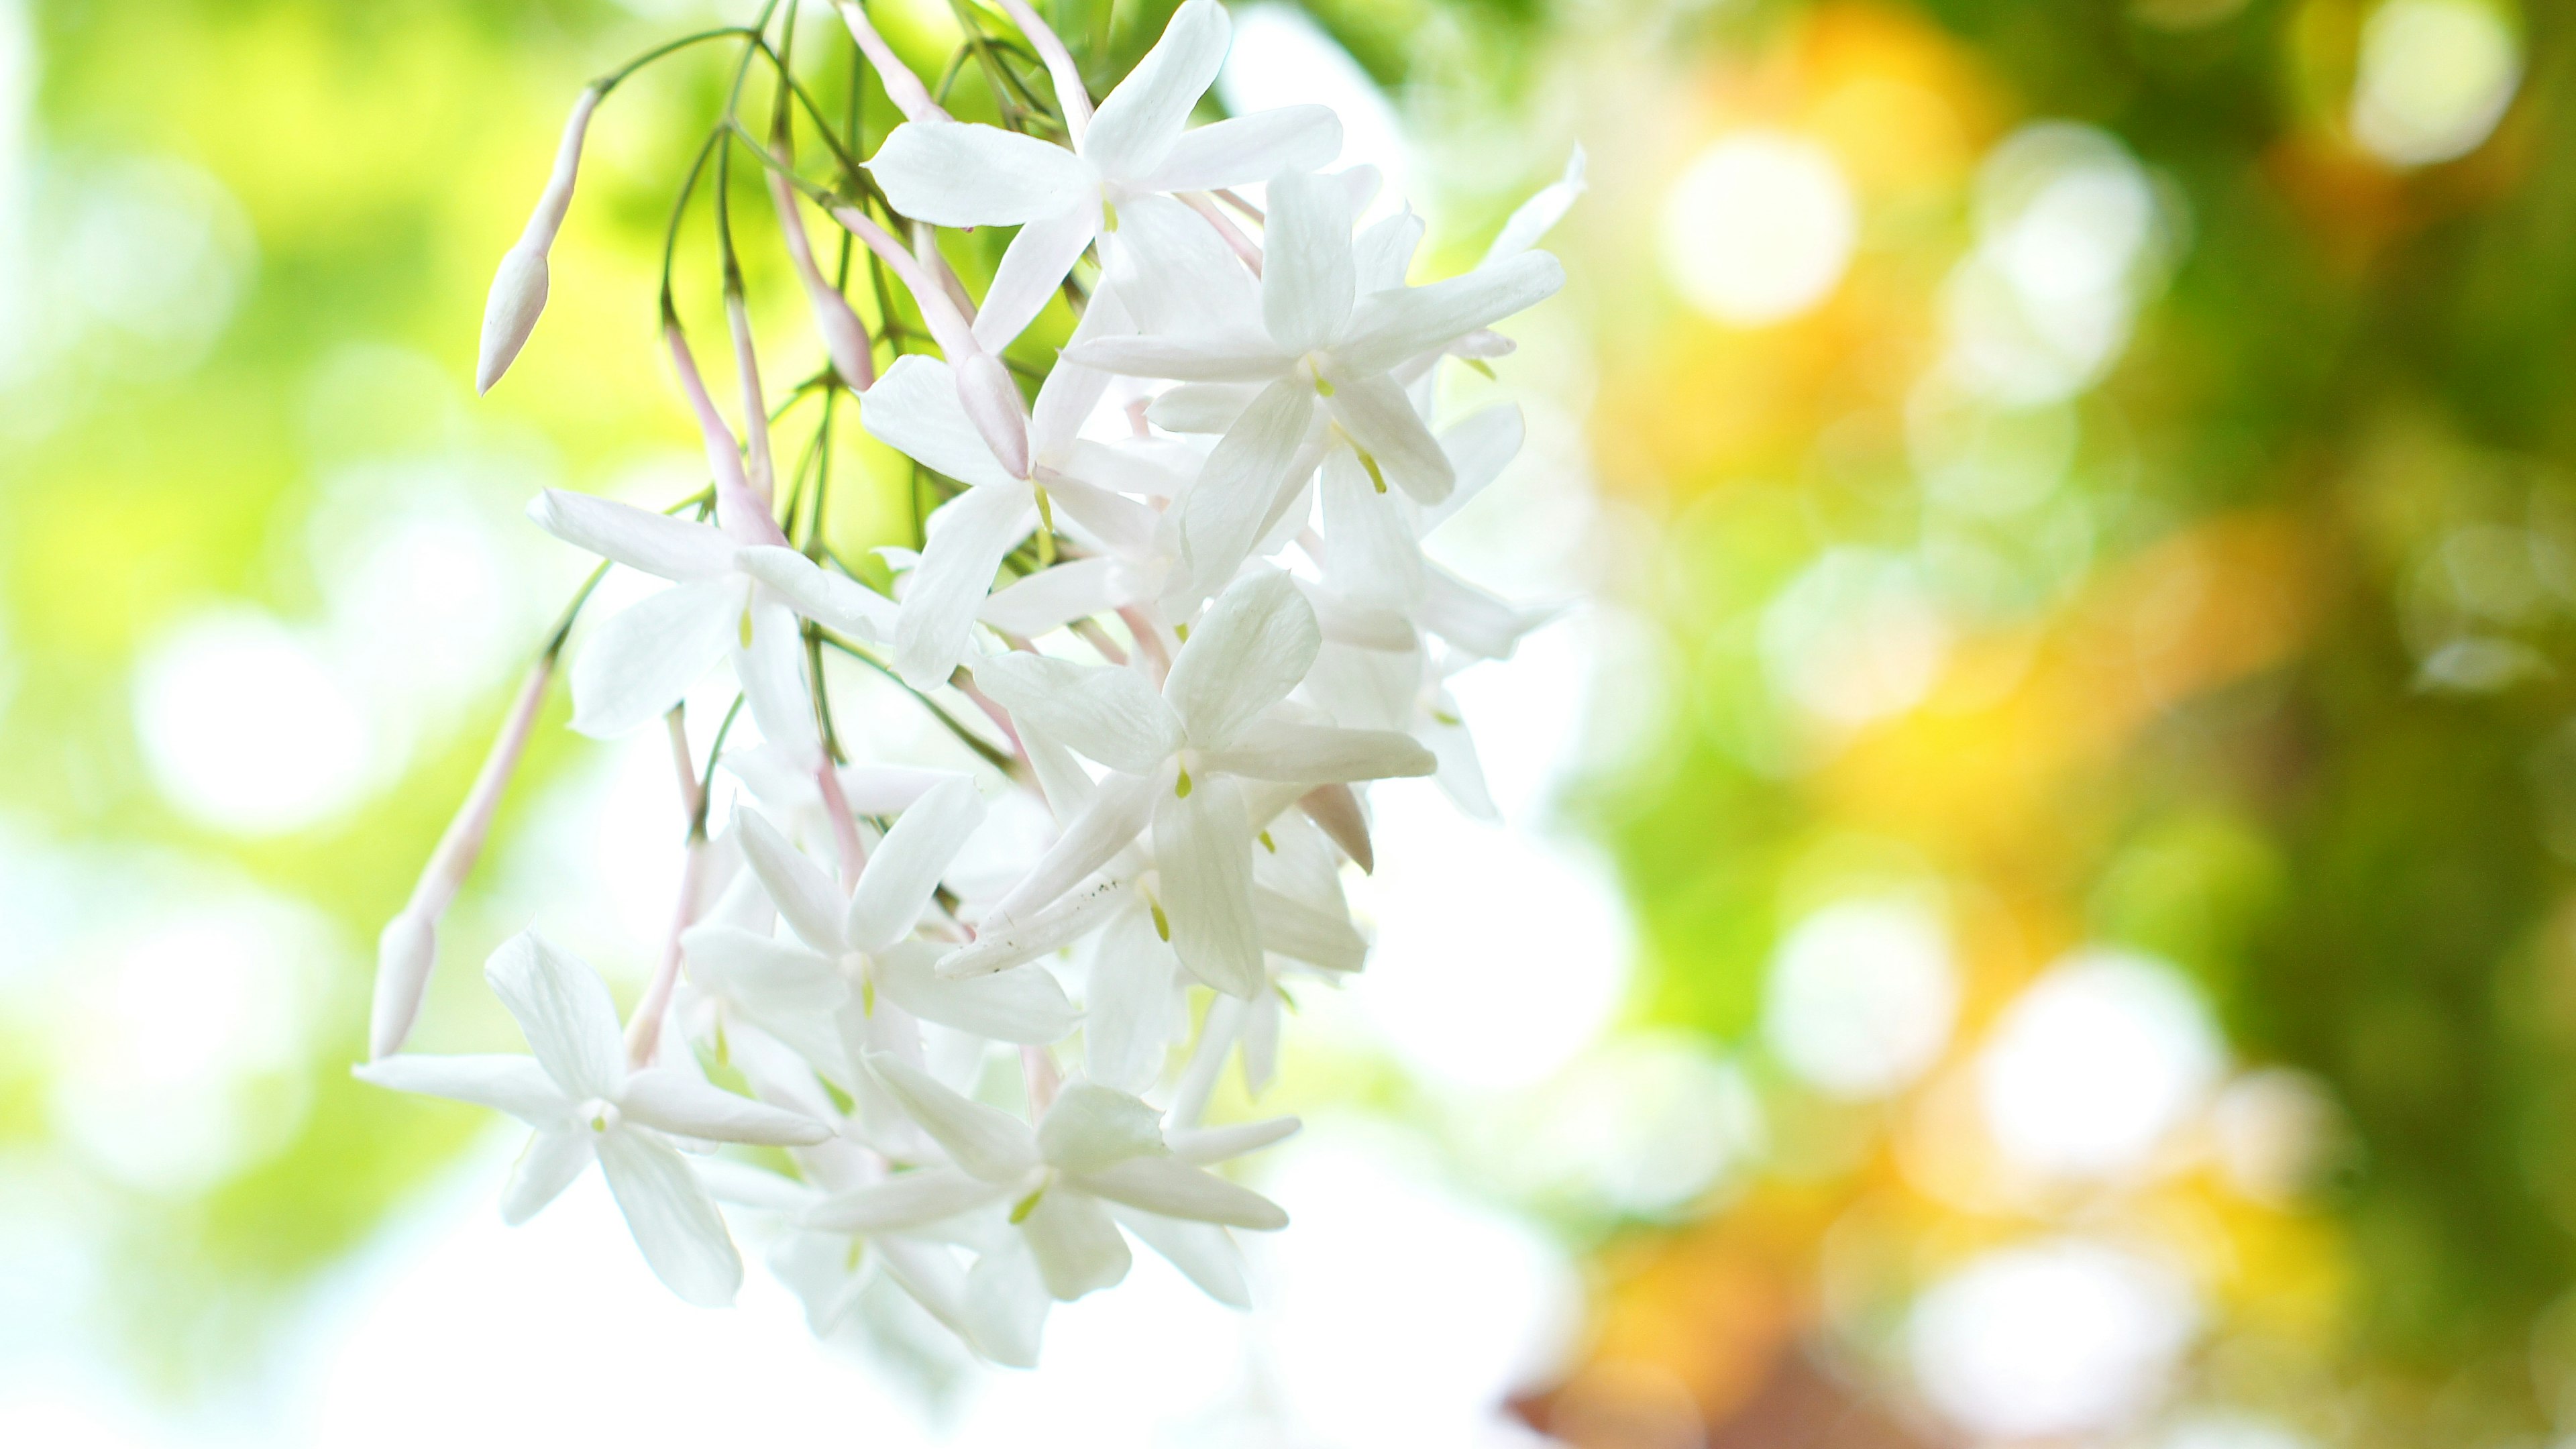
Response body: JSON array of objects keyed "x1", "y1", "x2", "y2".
[{"x1": 593, "y1": 25, "x2": 760, "y2": 95}]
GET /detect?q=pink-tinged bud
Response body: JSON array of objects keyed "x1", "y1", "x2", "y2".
[
  {"x1": 368, "y1": 657, "x2": 554, "y2": 1058},
  {"x1": 992, "y1": 0, "x2": 1091, "y2": 141},
  {"x1": 476, "y1": 87, "x2": 600, "y2": 394},
  {"x1": 912, "y1": 220, "x2": 979, "y2": 329},
  {"x1": 955, "y1": 351, "x2": 1033, "y2": 480},
  {"x1": 724, "y1": 288, "x2": 775, "y2": 506},
  {"x1": 663, "y1": 322, "x2": 788, "y2": 547},
  {"x1": 766, "y1": 169, "x2": 875, "y2": 389},
  {"x1": 1298, "y1": 782, "x2": 1374, "y2": 873},
  {"x1": 370, "y1": 912, "x2": 437, "y2": 1060},
  {"x1": 833, "y1": 0, "x2": 946, "y2": 124}
]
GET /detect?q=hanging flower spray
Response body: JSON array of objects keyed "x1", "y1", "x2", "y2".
[{"x1": 362, "y1": 0, "x2": 1578, "y2": 1357}]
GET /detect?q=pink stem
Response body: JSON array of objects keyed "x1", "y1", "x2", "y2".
[
  {"x1": 663, "y1": 322, "x2": 786, "y2": 547},
  {"x1": 1117, "y1": 604, "x2": 1173, "y2": 681},
  {"x1": 992, "y1": 0, "x2": 1092, "y2": 141},
  {"x1": 725, "y1": 288, "x2": 775, "y2": 506},
  {"x1": 814, "y1": 757, "x2": 869, "y2": 890},
  {"x1": 951, "y1": 670, "x2": 1025, "y2": 756},
  {"x1": 1181, "y1": 192, "x2": 1264, "y2": 276},
  {"x1": 625, "y1": 835, "x2": 709, "y2": 1068},
  {"x1": 767, "y1": 168, "x2": 875, "y2": 389},
  {"x1": 1022, "y1": 1044, "x2": 1061, "y2": 1116}
]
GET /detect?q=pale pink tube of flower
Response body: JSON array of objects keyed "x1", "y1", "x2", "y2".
[
  {"x1": 725, "y1": 287, "x2": 776, "y2": 505},
  {"x1": 663, "y1": 321, "x2": 790, "y2": 547},
  {"x1": 368, "y1": 657, "x2": 553, "y2": 1058},
  {"x1": 477, "y1": 87, "x2": 600, "y2": 394},
  {"x1": 992, "y1": 0, "x2": 1091, "y2": 140},
  {"x1": 767, "y1": 168, "x2": 875, "y2": 389},
  {"x1": 826, "y1": 203, "x2": 1032, "y2": 478},
  {"x1": 833, "y1": 0, "x2": 946, "y2": 123}
]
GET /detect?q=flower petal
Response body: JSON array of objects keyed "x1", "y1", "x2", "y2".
[
  {"x1": 972, "y1": 201, "x2": 1102, "y2": 353},
  {"x1": 944, "y1": 875, "x2": 1135, "y2": 979},
  {"x1": 859, "y1": 353, "x2": 1022, "y2": 488},
  {"x1": 1422, "y1": 402, "x2": 1524, "y2": 533},
  {"x1": 1251, "y1": 885, "x2": 1367, "y2": 972},
  {"x1": 1420, "y1": 561, "x2": 1560, "y2": 660},
  {"x1": 1324, "y1": 372, "x2": 1454, "y2": 504},
  {"x1": 484, "y1": 930, "x2": 627, "y2": 1101},
  {"x1": 568, "y1": 578, "x2": 739, "y2": 738},
  {"x1": 736, "y1": 546, "x2": 898, "y2": 641},
  {"x1": 1318, "y1": 444, "x2": 1425, "y2": 610},
  {"x1": 1103, "y1": 1204, "x2": 1249, "y2": 1307},
  {"x1": 1020, "y1": 1186, "x2": 1133, "y2": 1300},
  {"x1": 1167, "y1": 1115, "x2": 1301, "y2": 1165},
  {"x1": 894, "y1": 482, "x2": 1040, "y2": 691},
  {"x1": 1354, "y1": 207, "x2": 1425, "y2": 294},
  {"x1": 1071, "y1": 1155, "x2": 1288, "y2": 1230},
  {"x1": 596, "y1": 1129, "x2": 743, "y2": 1306},
  {"x1": 734, "y1": 806, "x2": 849, "y2": 953},
  {"x1": 1082, "y1": 905, "x2": 1182, "y2": 1092},
  {"x1": 865, "y1": 1051, "x2": 1043, "y2": 1181},
  {"x1": 354, "y1": 1053, "x2": 572, "y2": 1128},
  {"x1": 1165, "y1": 570, "x2": 1322, "y2": 749},
  {"x1": 1036, "y1": 1081, "x2": 1167, "y2": 1174},
  {"x1": 971, "y1": 653, "x2": 1181, "y2": 774},
  {"x1": 846, "y1": 775, "x2": 987, "y2": 950},
  {"x1": 734, "y1": 595, "x2": 817, "y2": 763},
  {"x1": 500, "y1": 1129, "x2": 595, "y2": 1224},
  {"x1": 1199, "y1": 718, "x2": 1436, "y2": 785},
  {"x1": 1262, "y1": 170, "x2": 1358, "y2": 355},
  {"x1": 876, "y1": 941, "x2": 1079, "y2": 1044},
  {"x1": 1334, "y1": 250, "x2": 1565, "y2": 375},
  {"x1": 963, "y1": 1239, "x2": 1052, "y2": 1368},
  {"x1": 981, "y1": 770, "x2": 1159, "y2": 929},
  {"x1": 1063, "y1": 335, "x2": 1286, "y2": 383},
  {"x1": 1144, "y1": 105, "x2": 1343, "y2": 193},
  {"x1": 980, "y1": 557, "x2": 1126, "y2": 637},
  {"x1": 867, "y1": 119, "x2": 1099, "y2": 226},
  {"x1": 1145, "y1": 382, "x2": 1259, "y2": 435},
  {"x1": 1095, "y1": 193, "x2": 1265, "y2": 339},
  {"x1": 1081, "y1": 0, "x2": 1227, "y2": 179},
  {"x1": 1483, "y1": 145, "x2": 1586, "y2": 266},
  {"x1": 1171, "y1": 380, "x2": 1320, "y2": 607},
  {"x1": 1152, "y1": 774, "x2": 1264, "y2": 998},
  {"x1": 800, "y1": 1167, "x2": 1010, "y2": 1233},
  {"x1": 529, "y1": 489, "x2": 737, "y2": 580},
  {"x1": 621, "y1": 1067, "x2": 833, "y2": 1146}
]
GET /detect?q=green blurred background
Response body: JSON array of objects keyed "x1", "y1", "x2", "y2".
[{"x1": 4, "y1": 0, "x2": 2573, "y2": 1444}]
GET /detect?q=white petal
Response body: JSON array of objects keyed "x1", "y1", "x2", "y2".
[
  {"x1": 1251, "y1": 885, "x2": 1367, "y2": 972},
  {"x1": 876, "y1": 941, "x2": 1079, "y2": 1044},
  {"x1": 1483, "y1": 145, "x2": 1587, "y2": 266},
  {"x1": 1324, "y1": 372, "x2": 1454, "y2": 504},
  {"x1": 1153, "y1": 775, "x2": 1264, "y2": 998},
  {"x1": 733, "y1": 596, "x2": 816, "y2": 763},
  {"x1": 846, "y1": 776, "x2": 987, "y2": 949},
  {"x1": 1261, "y1": 170, "x2": 1357, "y2": 355},
  {"x1": 1096, "y1": 193, "x2": 1264, "y2": 338},
  {"x1": 500, "y1": 1130, "x2": 595, "y2": 1224},
  {"x1": 696, "y1": 1157, "x2": 815, "y2": 1212},
  {"x1": 971, "y1": 201, "x2": 1102, "y2": 353},
  {"x1": 1173, "y1": 381, "x2": 1319, "y2": 606},
  {"x1": 981, "y1": 771, "x2": 1158, "y2": 928},
  {"x1": 801, "y1": 1167, "x2": 1009, "y2": 1233},
  {"x1": 529, "y1": 489, "x2": 737, "y2": 580},
  {"x1": 1104, "y1": 1205, "x2": 1250, "y2": 1307},
  {"x1": 1319, "y1": 444, "x2": 1424, "y2": 610},
  {"x1": 839, "y1": 764, "x2": 970, "y2": 814},
  {"x1": 1082, "y1": 905, "x2": 1182, "y2": 1091},
  {"x1": 1420, "y1": 562, "x2": 1559, "y2": 659},
  {"x1": 1020, "y1": 1186, "x2": 1133, "y2": 1300},
  {"x1": 1353, "y1": 207, "x2": 1425, "y2": 294},
  {"x1": 1200, "y1": 718, "x2": 1436, "y2": 785},
  {"x1": 1036, "y1": 1081, "x2": 1167, "y2": 1173},
  {"x1": 872, "y1": 1234, "x2": 984, "y2": 1350},
  {"x1": 971, "y1": 653, "x2": 1181, "y2": 774},
  {"x1": 1428, "y1": 709, "x2": 1500, "y2": 820},
  {"x1": 1144, "y1": 106, "x2": 1343, "y2": 193},
  {"x1": 1422, "y1": 403, "x2": 1524, "y2": 533},
  {"x1": 596, "y1": 1129, "x2": 743, "y2": 1307},
  {"x1": 621, "y1": 1067, "x2": 833, "y2": 1146},
  {"x1": 484, "y1": 930, "x2": 627, "y2": 1102},
  {"x1": 1165, "y1": 570, "x2": 1322, "y2": 749},
  {"x1": 1063, "y1": 335, "x2": 1288, "y2": 383},
  {"x1": 734, "y1": 806, "x2": 849, "y2": 953},
  {"x1": 1167, "y1": 1115, "x2": 1301, "y2": 1165},
  {"x1": 1145, "y1": 382, "x2": 1259, "y2": 435},
  {"x1": 980, "y1": 557, "x2": 1126, "y2": 637},
  {"x1": 963, "y1": 1238, "x2": 1053, "y2": 1367},
  {"x1": 859, "y1": 354, "x2": 1021, "y2": 488},
  {"x1": 944, "y1": 875, "x2": 1134, "y2": 978},
  {"x1": 736, "y1": 546, "x2": 898, "y2": 640},
  {"x1": 1036, "y1": 472, "x2": 1161, "y2": 560},
  {"x1": 893, "y1": 483, "x2": 1040, "y2": 691},
  {"x1": 1081, "y1": 0, "x2": 1227, "y2": 179},
  {"x1": 867, "y1": 119, "x2": 1099, "y2": 226},
  {"x1": 1071, "y1": 1155, "x2": 1287, "y2": 1230},
  {"x1": 1334, "y1": 251, "x2": 1565, "y2": 375},
  {"x1": 865, "y1": 1051, "x2": 1043, "y2": 1181},
  {"x1": 354, "y1": 1053, "x2": 572, "y2": 1128},
  {"x1": 568, "y1": 579, "x2": 739, "y2": 738}
]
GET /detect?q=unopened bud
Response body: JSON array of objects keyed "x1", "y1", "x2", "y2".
[
  {"x1": 370, "y1": 912, "x2": 437, "y2": 1060},
  {"x1": 476, "y1": 87, "x2": 600, "y2": 394}
]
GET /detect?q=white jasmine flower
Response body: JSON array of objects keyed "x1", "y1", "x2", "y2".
[
  {"x1": 805, "y1": 1058, "x2": 1290, "y2": 1303},
  {"x1": 866, "y1": 0, "x2": 1340, "y2": 350},
  {"x1": 967, "y1": 569, "x2": 1431, "y2": 995},
  {"x1": 356, "y1": 930, "x2": 830, "y2": 1305}
]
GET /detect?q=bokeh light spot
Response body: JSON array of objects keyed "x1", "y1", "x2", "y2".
[{"x1": 1660, "y1": 131, "x2": 1857, "y2": 326}]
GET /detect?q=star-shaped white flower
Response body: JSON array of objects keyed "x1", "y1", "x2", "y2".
[
  {"x1": 356, "y1": 930, "x2": 831, "y2": 1306},
  {"x1": 965, "y1": 568, "x2": 1431, "y2": 995},
  {"x1": 865, "y1": 0, "x2": 1340, "y2": 351},
  {"x1": 529, "y1": 488, "x2": 895, "y2": 751},
  {"x1": 682, "y1": 786, "x2": 1079, "y2": 1050},
  {"x1": 804, "y1": 1056, "x2": 1292, "y2": 1303}
]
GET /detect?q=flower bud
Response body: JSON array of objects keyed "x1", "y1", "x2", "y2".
[
  {"x1": 476, "y1": 87, "x2": 600, "y2": 394},
  {"x1": 766, "y1": 169, "x2": 875, "y2": 389},
  {"x1": 370, "y1": 911, "x2": 437, "y2": 1061},
  {"x1": 833, "y1": 0, "x2": 945, "y2": 123}
]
